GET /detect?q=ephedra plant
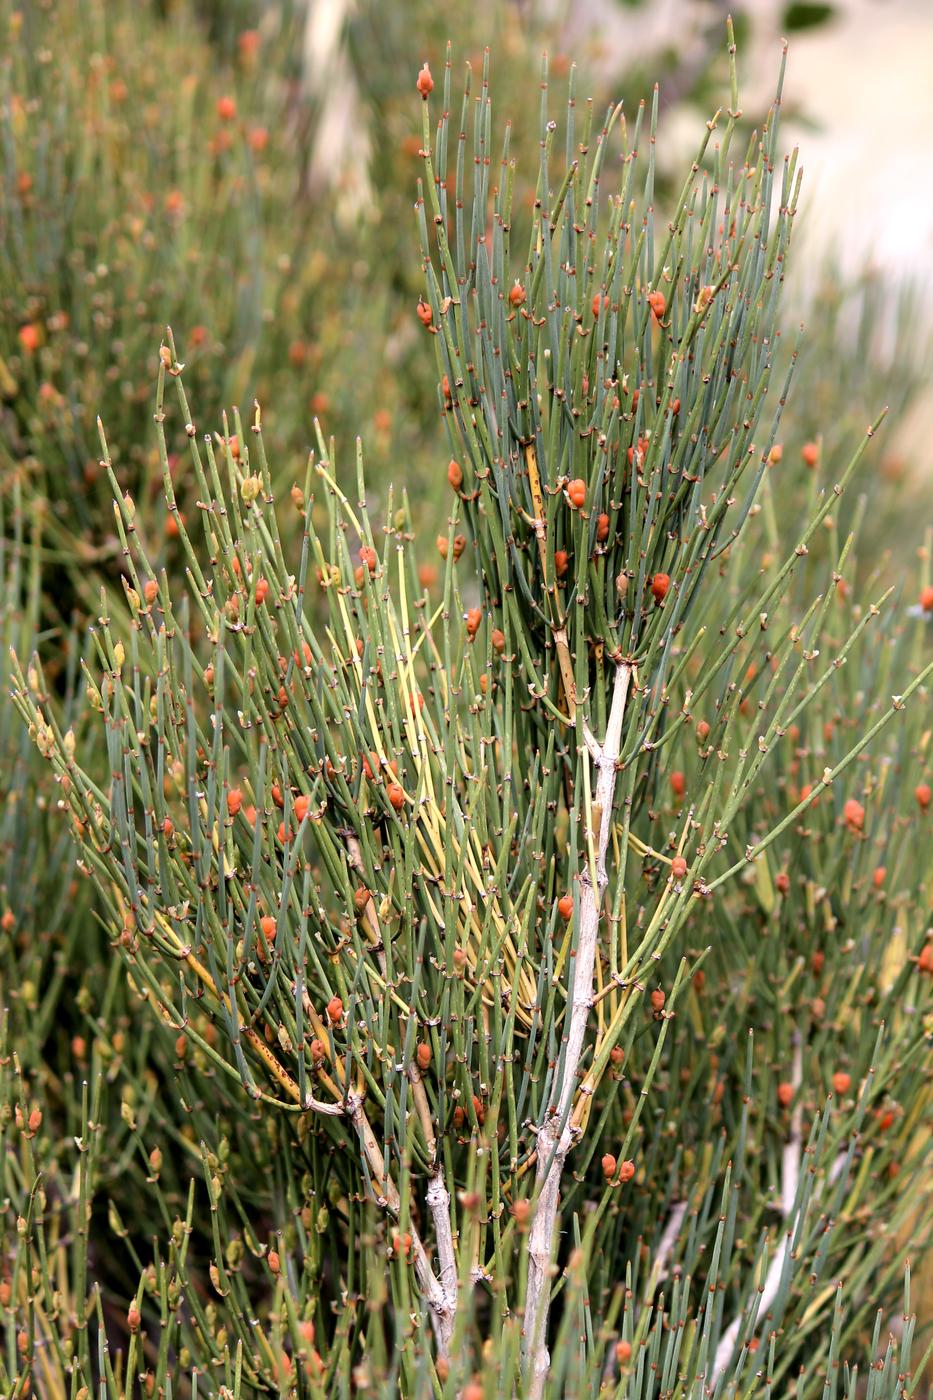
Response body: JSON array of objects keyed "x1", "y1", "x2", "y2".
[{"x1": 11, "y1": 33, "x2": 932, "y2": 1398}]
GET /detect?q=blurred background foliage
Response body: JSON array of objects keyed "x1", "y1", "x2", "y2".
[{"x1": 0, "y1": 0, "x2": 930, "y2": 1393}]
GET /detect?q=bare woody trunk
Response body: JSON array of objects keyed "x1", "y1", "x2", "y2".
[{"x1": 522, "y1": 662, "x2": 631, "y2": 1397}]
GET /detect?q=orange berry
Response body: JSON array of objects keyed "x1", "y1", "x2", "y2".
[
  {"x1": 271, "y1": 783, "x2": 285, "y2": 808},
  {"x1": 919, "y1": 943, "x2": 933, "y2": 974},
  {"x1": 915, "y1": 782, "x2": 931, "y2": 811},
  {"x1": 392, "y1": 1230, "x2": 413, "y2": 1258},
  {"x1": 831, "y1": 1071, "x2": 851, "y2": 1095},
  {"x1": 255, "y1": 577, "x2": 269, "y2": 605},
  {"x1": 143, "y1": 579, "x2": 158, "y2": 605},
  {"x1": 650, "y1": 572, "x2": 670, "y2": 603},
  {"x1": 647, "y1": 289, "x2": 666, "y2": 320},
  {"x1": 260, "y1": 916, "x2": 276, "y2": 943},
  {"x1": 491, "y1": 628, "x2": 506, "y2": 653},
  {"x1": 508, "y1": 280, "x2": 526, "y2": 307},
  {"x1": 268, "y1": 1249, "x2": 280, "y2": 1275},
  {"x1": 554, "y1": 549, "x2": 569, "y2": 578},
  {"x1": 615, "y1": 1340, "x2": 632, "y2": 1364},
  {"x1": 609, "y1": 1046, "x2": 624, "y2": 1065},
  {"x1": 360, "y1": 546, "x2": 377, "y2": 574},
  {"x1": 416, "y1": 299, "x2": 433, "y2": 327},
  {"x1": 811, "y1": 950, "x2": 825, "y2": 975},
  {"x1": 512, "y1": 1198, "x2": 531, "y2": 1226},
  {"x1": 801, "y1": 441, "x2": 819, "y2": 467},
  {"x1": 601, "y1": 1153, "x2": 617, "y2": 1181},
  {"x1": 387, "y1": 782, "x2": 405, "y2": 811},
  {"x1": 670, "y1": 770, "x2": 685, "y2": 798},
  {"x1": 294, "y1": 795, "x2": 309, "y2": 822},
  {"x1": 465, "y1": 607, "x2": 482, "y2": 638},
  {"x1": 416, "y1": 62, "x2": 434, "y2": 97},
  {"x1": 591, "y1": 292, "x2": 609, "y2": 317},
  {"x1": 436, "y1": 535, "x2": 449, "y2": 560},
  {"x1": 843, "y1": 798, "x2": 865, "y2": 832},
  {"x1": 416, "y1": 1042, "x2": 431, "y2": 1070},
  {"x1": 18, "y1": 322, "x2": 40, "y2": 353},
  {"x1": 557, "y1": 894, "x2": 574, "y2": 920},
  {"x1": 452, "y1": 534, "x2": 466, "y2": 560},
  {"x1": 627, "y1": 435, "x2": 649, "y2": 470},
  {"x1": 127, "y1": 1304, "x2": 141, "y2": 1332},
  {"x1": 696, "y1": 719, "x2": 710, "y2": 743},
  {"x1": 227, "y1": 788, "x2": 243, "y2": 816},
  {"x1": 920, "y1": 585, "x2": 933, "y2": 613},
  {"x1": 618, "y1": 1159, "x2": 635, "y2": 1183},
  {"x1": 216, "y1": 95, "x2": 237, "y2": 121},
  {"x1": 650, "y1": 988, "x2": 665, "y2": 1012},
  {"x1": 162, "y1": 817, "x2": 173, "y2": 837},
  {"x1": 352, "y1": 886, "x2": 371, "y2": 915},
  {"x1": 595, "y1": 513, "x2": 610, "y2": 542},
  {"x1": 873, "y1": 866, "x2": 886, "y2": 888},
  {"x1": 447, "y1": 459, "x2": 463, "y2": 490},
  {"x1": 768, "y1": 444, "x2": 783, "y2": 464},
  {"x1": 418, "y1": 563, "x2": 438, "y2": 588},
  {"x1": 1, "y1": 910, "x2": 14, "y2": 932},
  {"x1": 671, "y1": 856, "x2": 687, "y2": 881},
  {"x1": 247, "y1": 126, "x2": 268, "y2": 153},
  {"x1": 776, "y1": 871, "x2": 790, "y2": 894},
  {"x1": 327, "y1": 996, "x2": 344, "y2": 1026},
  {"x1": 566, "y1": 478, "x2": 586, "y2": 509},
  {"x1": 777, "y1": 1081, "x2": 794, "y2": 1108}
]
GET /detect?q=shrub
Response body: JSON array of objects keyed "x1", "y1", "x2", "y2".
[{"x1": 8, "y1": 31, "x2": 933, "y2": 1400}]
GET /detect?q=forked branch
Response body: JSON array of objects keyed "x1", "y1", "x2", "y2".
[{"x1": 523, "y1": 661, "x2": 631, "y2": 1396}]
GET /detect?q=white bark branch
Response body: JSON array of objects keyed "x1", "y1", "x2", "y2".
[
  {"x1": 412, "y1": 1057, "x2": 458, "y2": 1351},
  {"x1": 427, "y1": 1168, "x2": 458, "y2": 1350},
  {"x1": 714, "y1": 1038, "x2": 803, "y2": 1375},
  {"x1": 523, "y1": 662, "x2": 631, "y2": 1397},
  {"x1": 346, "y1": 1091, "x2": 455, "y2": 1353},
  {"x1": 649, "y1": 1200, "x2": 688, "y2": 1287}
]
